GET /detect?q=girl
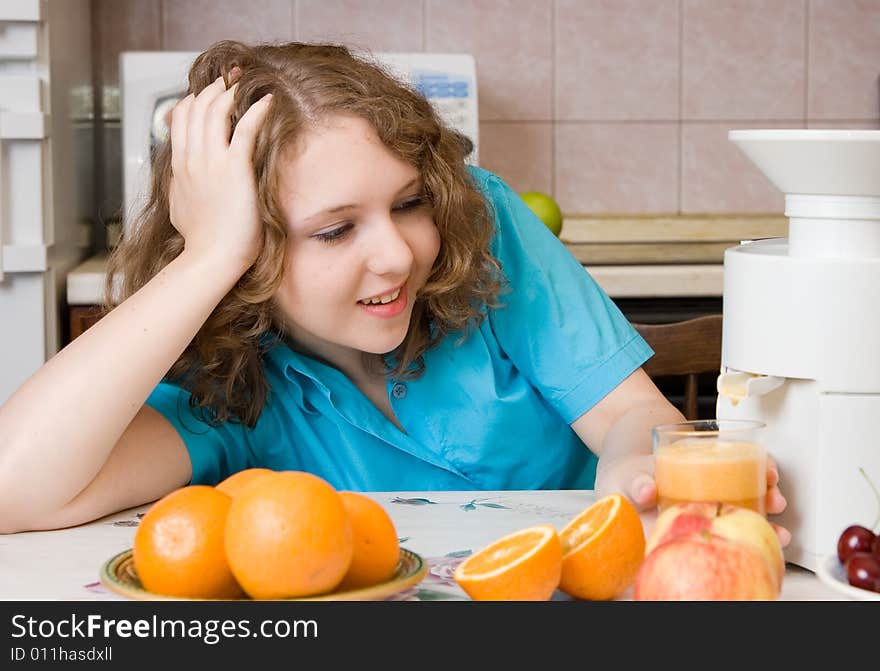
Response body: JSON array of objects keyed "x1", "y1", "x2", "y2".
[{"x1": 0, "y1": 41, "x2": 787, "y2": 538}]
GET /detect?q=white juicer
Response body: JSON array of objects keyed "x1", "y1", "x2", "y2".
[{"x1": 717, "y1": 129, "x2": 880, "y2": 571}]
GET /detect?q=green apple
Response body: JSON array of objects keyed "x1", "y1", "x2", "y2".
[{"x1": 519, "y1": 191, "x2": 563, "y2": 237}]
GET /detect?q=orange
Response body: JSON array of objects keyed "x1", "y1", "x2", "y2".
[
  {"x1": 224, "y1": 471, "x2": 353, "y2": 599},
  {"x1": 132, "y1": 485, "x2": 243, "y2": 599},
  {"x1": 335, "y1": 492, "x2": 400, "y2": 591},
  {"x1": 215, "y1": 468, "x2": 275, "y2": 498},
  {"x1": 453, "y1": 524, "x2": 562, "y2": 601},
  {"x1": 558, "y1": 493, "x2": 646, "y2": 600}
]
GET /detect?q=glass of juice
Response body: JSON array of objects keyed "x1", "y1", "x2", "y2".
[{"x1": 653, "y1": 419, "x2": 767, "y2": 515}]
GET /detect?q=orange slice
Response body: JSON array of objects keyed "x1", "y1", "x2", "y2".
[
  {"x1": 453, "y1": 525, "x2": 562, "y2": 601},
  {"x1": 558, "y1": 494, "x2": 646, "y2": 600}
]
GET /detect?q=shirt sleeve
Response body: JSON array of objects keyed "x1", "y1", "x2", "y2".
[
  {"x1": 473, "y1": 167, "x2": 654, "y2": 423},
  {"x1": 145, "y1": 381, "x2": 256, "y2": 485}
]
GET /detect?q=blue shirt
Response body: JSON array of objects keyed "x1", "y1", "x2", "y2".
[{"x1": 146, "y1": 166, "x2": 653, "y2": 491}]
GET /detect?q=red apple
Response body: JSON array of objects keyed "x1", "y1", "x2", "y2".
[
  {"x1": 633, "y1": 531, "x2": 779, "y2": 600},
  {"x1": 647, "y1": 502, "x2": 784, "y2": 591}
]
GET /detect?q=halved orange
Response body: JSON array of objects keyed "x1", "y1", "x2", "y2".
[
  {"x1": 453, "y1": 524, "x2": 562, "y2": 601},
  {"x1": 558, "y1": 494, "x2": 646, "y2": 600}
]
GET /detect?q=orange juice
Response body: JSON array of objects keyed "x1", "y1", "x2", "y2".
[{"x1": 654, "y1": 439, "x2": 767, "y2": 515}]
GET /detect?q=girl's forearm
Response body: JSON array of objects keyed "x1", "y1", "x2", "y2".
[
  {"x1": 0, "y1": 250, "x2": 247, "y2": 512},
  {"x1": 598, "y1": 398, "x2": 685, "y2": 462},
  {"x1": 591, "y1": 397, "x2": 685, "y2": 505}
]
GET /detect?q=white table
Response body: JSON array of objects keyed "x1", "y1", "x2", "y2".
[{"x1": 0, "y1": 490, "x2": 844, "y2": 601}]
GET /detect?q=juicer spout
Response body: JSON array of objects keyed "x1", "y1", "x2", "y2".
[{"x1": 717, "y1": 369, "x2": 785, "y2": 405}]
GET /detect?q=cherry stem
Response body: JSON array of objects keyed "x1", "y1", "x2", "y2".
[{"x1": 859, "y1": 467, "x2": 880, "y2": 532}]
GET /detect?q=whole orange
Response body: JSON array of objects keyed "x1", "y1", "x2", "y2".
[
  {"x1": 216, "y1": 468, "x2": 275, "y2": 498},
  {"x1": 336, "y1": 492, "x2": 400, "y2": 591},
  {"x1": 132, "y1": 485, "x2": 243, "y2": 599},
  {"x1": 224, "y1": 471, "x2": 353, "y2": 599}
]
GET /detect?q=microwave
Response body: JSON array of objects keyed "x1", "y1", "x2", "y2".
[{"x1": 120, "y1": 50, "x2": 479, "y2": 233}]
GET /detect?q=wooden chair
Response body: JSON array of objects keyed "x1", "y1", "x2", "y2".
[{"x1": 632, "y1": 314, "x2": 723, "y2": 420}]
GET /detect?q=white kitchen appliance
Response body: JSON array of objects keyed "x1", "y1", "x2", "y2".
[
  {"x1": 717, "y1": 129, "x2": 880, "y2": 570},
  {"x1": 0, "y1": 0, "x2": 92, "y2": 403},
  {"x1": 121, "y1": 50, "x2": 479, "y2": 233}
]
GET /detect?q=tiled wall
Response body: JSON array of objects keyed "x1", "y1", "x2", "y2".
[{"x1": 93, "y1": 0, "x2": 880, "y2": 222}]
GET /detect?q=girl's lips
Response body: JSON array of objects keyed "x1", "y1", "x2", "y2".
[{"x1": 358, "y1": 285, "x2": 408, "y2": 318}]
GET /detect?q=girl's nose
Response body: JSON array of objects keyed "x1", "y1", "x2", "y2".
[{"x1": 364, "y1": 219, "x2": 414, "y2": 277}]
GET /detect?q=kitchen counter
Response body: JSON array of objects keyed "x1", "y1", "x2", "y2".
[
  {"x1": 67, "y1": 253, "x2": 111, "y2": 305},
  {"x1": 67, "y1": 215, "x2": 785, "y2": 304},
  {"x1": 66, "y1": 254, "x2": 725, "y2": 304},
  {"x1": 0, "y1": 489, "x2": 844, "y2": 601}
]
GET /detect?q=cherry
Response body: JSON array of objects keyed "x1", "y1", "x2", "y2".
[
  {"x1": 835, "y1": 469, "x2": 880, "y2": 590},
  {"x1": 837, "y1": 524, "x2": 876, "y2": 564},
  {"x1": 845, "y1": 552, "x2": 880, "y2": 592}
]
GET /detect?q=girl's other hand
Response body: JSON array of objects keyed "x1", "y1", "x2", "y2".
[
  {"x1": 595, "y1": 452, "x2": 791, "y2": 548},
  {"x1": 168, "y1": 76, "x2": 273, "y2": 272},
  {"x1": 595, "y1": 450, "x2": 657, "y2": 511}
]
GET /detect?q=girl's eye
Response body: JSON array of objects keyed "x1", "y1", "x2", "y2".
[
  {"x1": 313, "y1": 223, "x2": 353, "y2": 244},
  {"x1": 393, "y1": 196, "x2": 427, "y2": 212},
  {"x1": 311, "y1": 197, "x2": 426, "y2": 244}
]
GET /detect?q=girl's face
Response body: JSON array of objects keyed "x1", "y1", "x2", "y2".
[{"x1": 274, "y1": 114, "x2": 441, "y2": 366}]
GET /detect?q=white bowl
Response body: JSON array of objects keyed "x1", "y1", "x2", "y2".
[{"x1": 815, "y1": 553, "x2": 880, "y2": 601}]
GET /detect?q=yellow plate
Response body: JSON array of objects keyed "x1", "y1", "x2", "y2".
[{"x1": 100, "y1": 548, "x2": 427, "y2": 601}]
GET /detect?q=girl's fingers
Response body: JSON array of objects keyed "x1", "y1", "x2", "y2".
[
  {"x1": 766, "y1": 454, "x2": 780, "y2": 488},
  {"x1": 764, "y1": 455, "x2": 791, "y2": 548},
  {"x1": 629, "y1": 473, "x2": 657, "y2": 510},
  {"x1": 169, "y1": 93, "x2": 194, "y2": 175},
  {"x1": 204, "y1": 82, "x2": 238, "y2": 157},
  {"x1": 765, "y1": 454, "x2": 786, "y2": 514},
  {"x1": 766, "y1": 485, "x2": 787, "y2": 515},
  {"x1": 168, "y1": 175, "x2": 178, "y2": 225},
  {"x1": 186, "y1": 76, "x2": 229, "y2": 159},
  {"x1": 229, "y1": 93, "x2": 273, "y2": 159},
  {"x1": 770, "y1": 522, "x2": 792, "y2": 548}
]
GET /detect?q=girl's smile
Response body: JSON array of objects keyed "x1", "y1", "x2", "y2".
[{"x1": 357, "y1": 284, "x2": 408, "y2": 318}]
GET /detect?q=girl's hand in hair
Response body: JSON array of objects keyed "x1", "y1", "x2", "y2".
[{"x1": 168, "y1": 76, "x2": 273, "y2": 274}]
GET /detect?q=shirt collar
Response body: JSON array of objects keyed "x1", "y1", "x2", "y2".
[
  {"x1": 263, "y1": 333, "x2": 335, "y2": 391},
  {"x1": 261, "y1": 332, "x2": 470, "y2": 482}
]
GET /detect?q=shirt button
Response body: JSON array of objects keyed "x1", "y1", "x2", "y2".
[{"x1": 391, "y1": 382, "x2": 407, "y2": 399}]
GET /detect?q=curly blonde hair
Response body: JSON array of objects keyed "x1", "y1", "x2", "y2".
[{"x1": 106, "y1": 40, "x2": 503, "y2": 427}]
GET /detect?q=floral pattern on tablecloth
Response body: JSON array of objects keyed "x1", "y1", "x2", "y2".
[
  {"x1": 387, "y1": 550, "x2": 472, "y2": 601},
  {"x1": 391, "y1": 496, "x2": 510, "y2": 512},
  {"x1": 386, "y1": 491, "x2": 595, "y2": 601}
]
